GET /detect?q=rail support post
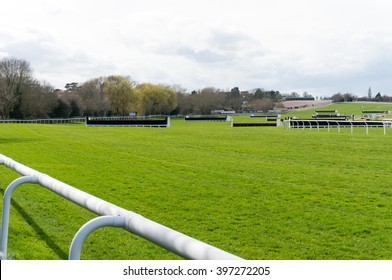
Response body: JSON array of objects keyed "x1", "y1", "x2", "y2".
[
  {"x1": 0, "y1": 176, "x2": 39, "y2": 259},
  {"x1": 69, "y1": 215, "x2": 126, "y2": 260}
]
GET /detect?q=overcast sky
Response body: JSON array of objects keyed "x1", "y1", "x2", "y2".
[{"x1": 1, "y1": 0, "x2": 391, "y2": 97}]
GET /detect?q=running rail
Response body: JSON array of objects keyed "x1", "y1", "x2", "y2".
[{"x1": 0, "y1": 154, "x2": 242, "y2": 260}]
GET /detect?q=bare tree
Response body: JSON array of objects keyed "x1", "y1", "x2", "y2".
[
  {"x1": 20, "y1": 80, "x2": 57, "y2": 118},
  {"x1": 0, "y1": 57, "x2": 32, "y2": 118},
  {"x1": 191, "y1": 87, "x2": 225, "y2": 115},
  {"x1": 249, "y1": 97, "x2": 274, "y2": 112},
  {"x1": 77, "y1": 78, "x2": 111, "y2": 116},
  {"x1": 176, "y1": 91, "x2": 193, "y2": 115}
]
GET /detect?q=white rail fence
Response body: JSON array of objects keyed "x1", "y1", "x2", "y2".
[
  {"x1": 0, "y1": 154, "x2": 242, "y2": 260},
  {"x1": 284, "y1": 119, "x2": 392, "y2": 135},
  {"x1": 0, "y1": 118, "x2": 85, "y2": 124}
]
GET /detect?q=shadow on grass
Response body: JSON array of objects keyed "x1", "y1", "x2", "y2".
[{"x1": 0, "y1": 188, "x2": 68, "y2": 259}]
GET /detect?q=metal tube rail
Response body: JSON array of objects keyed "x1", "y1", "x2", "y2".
[
  {"x1": 0, "y1": 154, "x2": 242, "y2": 260},
  {"x1": 69, "y1": 215, "x2": 127, "y2": 260}
]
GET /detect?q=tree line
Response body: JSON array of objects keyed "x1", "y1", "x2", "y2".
[
  {"x1": 0, "y1": 57, "x2": 284, "y2": 119},
  {"x1": 329, "y1": 92, "x2": 392, "y2": 103},
  {"x1": 0, "y1": 58, "x2": 179, "y2": 119},
  {"x1": 2, "y1": 57, "x2": 391, "y2": 119}
]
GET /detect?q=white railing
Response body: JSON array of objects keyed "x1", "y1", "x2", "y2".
[
  {"x1": 283, "y1": 119, "x2": 392, "y2": 135},
  {"x1": 0, "y1": 118, "x2": 85, "y2": 124},
  {"x1": 0, "y1": 154, "x2": 242, "y2": 260}
]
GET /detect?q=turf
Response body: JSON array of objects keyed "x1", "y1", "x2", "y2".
[{"x1": 1, "y1": 105, "x2": 392, "y2": 260}]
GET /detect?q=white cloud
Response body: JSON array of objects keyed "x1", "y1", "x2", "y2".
[{"x1": 1, "y1": 0, "x2": 392, "y2": 96}]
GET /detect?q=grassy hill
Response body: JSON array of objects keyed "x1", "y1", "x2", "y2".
[
  {"x1": 0, "y1": 112, "x2": 392, "y2": 260},
  {"x1": 283, "y1": 102, "x2": 392, "y2": 119}
]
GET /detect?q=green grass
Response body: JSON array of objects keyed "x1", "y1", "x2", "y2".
[{"x1": 1, "y1": 110, "x2": 392, "y2": 260}]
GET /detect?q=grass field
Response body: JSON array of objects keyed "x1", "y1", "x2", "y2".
[{"x1": 1, "y1": 102, "x2": 392, "y2": 260}]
